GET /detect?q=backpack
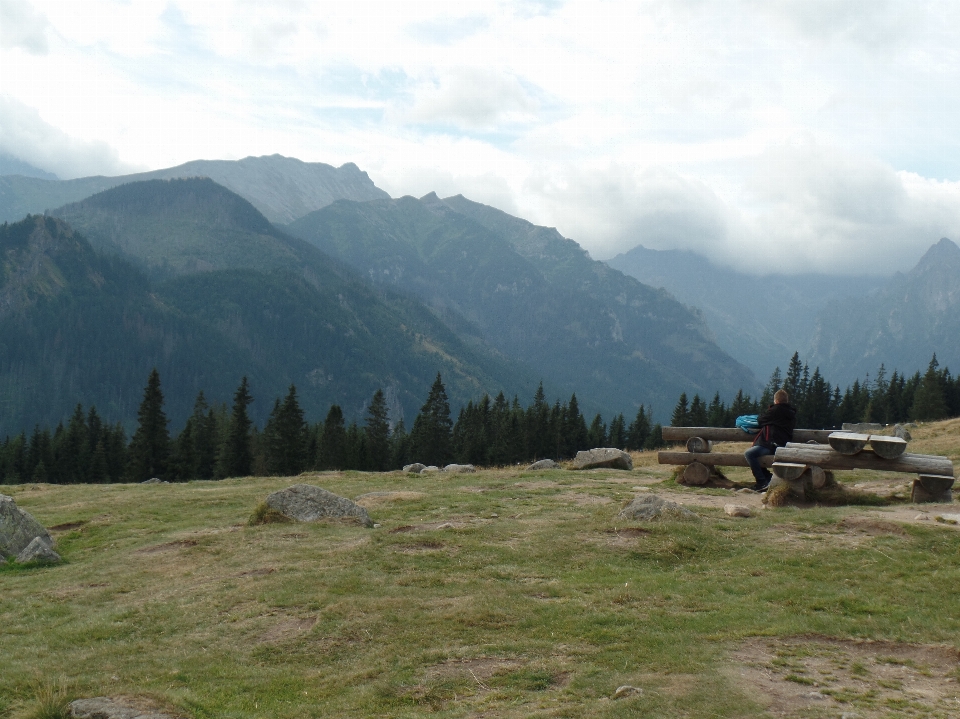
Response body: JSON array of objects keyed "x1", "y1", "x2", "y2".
[{"x1": 735, "y1": 414, "x2": 759, "y2": 433}]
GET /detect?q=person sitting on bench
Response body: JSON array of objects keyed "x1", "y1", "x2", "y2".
[{"x1": 745, "y1": 389, "x2": 796, "y2": 491}]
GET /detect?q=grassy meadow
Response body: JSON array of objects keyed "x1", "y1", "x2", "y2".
[{"x1": 3, "y1": 421, "x2": 960, "y2": 718}]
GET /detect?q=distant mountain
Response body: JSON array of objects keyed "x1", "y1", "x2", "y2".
[
  {"x1": 606, "y1": 244, "x2": 885, "y2": 379},
  {"x1": 0, "y1": 153, "x2": 58, "y2": 180},
  {"x1": 2, "y1": 195, "x2": 544, "y2": 433},
  {"x1": 0, "y1": 154, "x2": 387, "y2": 225},
  {"x1": 808, "y1": 237, "x2": 960, "y2": 385},
  {"x1": 287, "y1": 193, "x2": 759, "y2": 418}
]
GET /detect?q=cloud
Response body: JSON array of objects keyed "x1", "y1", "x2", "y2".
[
  {"x1": 0, "y1": 95, "x2": 132, "y2": 179},
  {"x1": 406, "y1": 67, "x2": 539, "y2": 128},
  {"x1": 0, "y1": 0, "x2": 50, "y2": 54}
]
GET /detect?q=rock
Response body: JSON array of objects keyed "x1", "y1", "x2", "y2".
[
  {"x1": 141, "y1": 478, "x2": 168, "y2": 484},
  {"x1": 69, "y1": 696, "x2": 175, "y2": 718},
  {"x1": 894, "y1": 424, "x2": 913, "y2": 441},
  {"x1": 618, "y1": 494, "x2": 698, "y2": 521},
  {"x1": 419, "y1": 466, "x2": 440, "y2": 474},
  {"x1": 842, "y1": 422, "x2": 882, "y2": 433},
  {"x1": 612, "y1": 685, "x2": 643, "y2": 699},
  {"x1": 0, "y1": 494, "x2": 55, "y2": 559},
  {"x1": 437, "y1": 522, "x2": 454, "y2": 529},
  {"x1": 528, "y1": 459, "x2": 560, "y2": 470},
  {"x1": 265, "y1": 484, "x2": 373, "y2": 527},
  {"x1": 442, "y1": 464, "x2": 476, "y2": 473},
  {"x1": 724, "y1": 504, "x2": 751, "y2": 518},
  {"x1": 16, "y1": 536, "x2": 62, "y2": 564},
  {"x1": 936, "y1": 513, "x2": 960, "y2": 524},
  {"x1": 915, "y1": 514, "x2": 929, "y2": 521},
  {"x1": 403, "y1": 463, "x2": 426, "y2": 474},
  {"x1": 571, "y1": 448, "x2": 633, "y2": 471}
]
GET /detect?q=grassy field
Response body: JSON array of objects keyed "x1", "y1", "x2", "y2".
[{"x1": 3, "y1": 422, "x2": 960, "y2": 718}]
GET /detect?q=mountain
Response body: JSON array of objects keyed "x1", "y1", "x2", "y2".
[
  {"x1": 0, "y1": 154, "x2": 387, "y2": 225},
  {"x1": 808, "y1": 237, "x2": 960, "y2": 385},
  {"x1": 0, "y1": 153, "x2": 58, "y2": 180},
  {"x1": 2, "y1": 195, "x2": 544, "y2": 433},
  {"x1": 287, "y1": 193, "x2": 759, "y2": 418},
  {"x1": 606, "y1": 244, "x2": 885, "y2": 379}
]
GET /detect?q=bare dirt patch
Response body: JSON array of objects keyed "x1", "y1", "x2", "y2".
[
  {"x1": 837, "y1": 517, "x2": 908, "y2": 536},
  {"x1": 257, "y1": 615, "x2": 317, "y2": 643},
  {"x1": 728, "y1": 636, "x2": 960, "y2": 718},
  {"x1": 49, "y1": 520, "x2": 87, "y2": 531},
  {"x1": 136, "y1": 539, "x2": 199, "y2": 554},
  {"x1": 354, "y1": 491, "x2": 427, "y2": 507},
  {"x1": 237, "y1": 567, "x2": 276, "y2": 577},
  {"x1": 560, "y1": 492, "x2": 613, "y2": 506}
]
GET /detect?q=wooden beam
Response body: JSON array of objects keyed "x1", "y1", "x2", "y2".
[
  {"x1": 869, "y1": 435, "x2": 908, "y2": 459},
  {"x1": 774, "y1": 446, "x2": 954, "y2": 477},
  {"x1": 662, "y1": 427, "x2": 833, "y2": 443},
  {"x1": 657, "y1": 451, "x2": 773, "y2": 468},
  {"x1": 772, "y1": 462, "x2": 807, "y2": 480}
]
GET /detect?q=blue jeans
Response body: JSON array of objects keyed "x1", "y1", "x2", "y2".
[{"x1": 744, "y1": 445, "x2": 774, "y2": 485}]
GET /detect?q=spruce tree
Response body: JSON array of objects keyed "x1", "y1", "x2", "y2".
[
  {"x1": 410, "y1": 373, "x2": 453, "y2": 466},
  {"x1": 390, "y1": 418, "x2": 410, "y2": 469},
  {"x1": 263, "y1": 385, "x2": 308, "y2": 476},
  {"x1": 910, "y1": 355, "x2": 949, "y2": 421},
  {"x1": 707, "y1": 392, "x2": 726, "y2": 427},
  {"x1": 128, "y1": 369, "x2": 170, "y2": 482},
  {"x1": 587, "y1": 414, "x2": 607, "y2": 448},
  {"x1": 688, "y1": 394, "x2": 708, "y2": 426},
  {"x1": 526, "y1": 382, "x2": 550, "y2": 460},
  {"x1": 626, "y1": 405, "x2": 650, "y2": 450},
  {"x1": 320, "y1": 405, "x2": 347, "y2": 470},
  {"x1": 218, "y1": 377, "x2": 253, "y2": 478},
  {"x1": 563, "y1": 394, "x2": 588, "y2": 457},
  {"x1": 608, "y1": 413, "x2": 626, "y2": 448},
  {"x1": 671, "y1": 393, "x2": 690, "y2": 427},
  {"x1": 364, "y1": 388, "x2": 391, "y2": 472}
]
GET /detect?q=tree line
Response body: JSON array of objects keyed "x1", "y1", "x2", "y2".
[
  {"x1": 669, "y1": 352, "x2": 960, "y2": 429},
  {"x1": 0, "y1": 370, "x2": 664, "y2": 484}
]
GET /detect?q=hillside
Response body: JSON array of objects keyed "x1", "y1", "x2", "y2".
[
  {"x1": 4, "y1": 418, "x2": 960, "y2": 717},
  {"x1": 606, "y1": 244, "x2": 885, "y2": 378},
  {"x1": 809, "y1": 237, "x2": 960, "y2": 385},
  {"x1": 0, "y1": 212, "x2": 543, "y2": 433},
  {"x1": 0, "y1": 154, "x2": 387, "y2": 225},
  {"x1": 288, "y1": 193, "x2": 759, "y2": 418}
]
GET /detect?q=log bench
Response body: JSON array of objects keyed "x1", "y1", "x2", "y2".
[{"x1": 657, "y1": 426, "x2": 955, "y2": 502}]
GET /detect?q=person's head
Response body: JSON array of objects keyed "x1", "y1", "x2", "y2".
[{"x1": 774, "y1": 389, "x2": 789, "y2": 405}]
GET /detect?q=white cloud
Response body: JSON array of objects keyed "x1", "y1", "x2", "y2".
[
  {"x1": 0, "y1": 95, "x2": 132, "y2": 178},
  {"x1": 0, "y1": 0, "x2": 50, "y2": 54},
  {"x1": 406, "y1": 67, "x2": 539, "y2": 128}
]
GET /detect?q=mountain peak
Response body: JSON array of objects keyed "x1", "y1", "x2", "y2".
[{"x1": 911, "y1": 237, "x2": 960, "y2": 276}]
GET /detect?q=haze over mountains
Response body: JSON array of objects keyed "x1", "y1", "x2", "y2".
[{"x1": 3, "y1": 152, "x2": 958, "y2": 435}]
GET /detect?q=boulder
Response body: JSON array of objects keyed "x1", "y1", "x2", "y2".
[
  {"x1": 442, "y1": 464, "x2": 476, "y2": 474},
  {"x1": 571, "y1": 448, "x2": 633, "y2": 471},
  {"x1": 265, "y1": 484, "x2": 373, "y2": 527},
  {"x1": 16, "y1": 536, "x2": 62, "y2": 564},
  {"x1": 420, "y1": 466, "x2": 440, "y2": 474},
  {"x1": 527, "y1": 459, "x2": 560, "y2": 470},
  {"x1": 894, "y1": 424, "x2": 913, "y2": 441},
  {"x1": 724, "y1": 504, "x2": 751, "y2": 518},
  {"x1": 69, "y1": 697, "x2": 175, "y2": 719},
  {"x1": 618, "y1": 494, "x2": 698, "y2": 521},
  {"x1": 141, "y1": 478, "x2": 169, "y2": 484},
  {"x1": 403, "y1": 463, "x2": 426, "y2": 474},
  {"x1": 0, "y1": 494, "x2": 55, "y2": 560}
]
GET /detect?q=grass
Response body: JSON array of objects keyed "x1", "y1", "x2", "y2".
[{"x1": 2, "y1": 426, "x2": 960, "y2": 718}]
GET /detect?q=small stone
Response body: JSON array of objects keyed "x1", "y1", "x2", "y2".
[
  {"x1": 736, "y1": 488, "x2": 753, "y2": 494},
  {"x1": 490, "y1": 513, "x2": 499, "y2": 519},
  {"x1": 915, "y1": 514, "x2": 929, "y2": 521},
  {"x1": 528, "y1": 459, "x2": 560, "y2": 470},
  {"x1": 419, "y1": 466, "x2": 440, "y2": 474},
  {"x1": 612, "y1": 685, "x2": 642, "y2": 699},
  {"x1": 631, "y1": 486, "x2": 650, "y2": 491},
  {"x1": 806, "y1": 690, "x2": 827, "y2": 700},
  {"x1": 724, "y1": 504, "x2": 751, "y2": 518},
  {"x1": 16, "y1": 536, "x2": 62, "y2": 564},
  {"x1": 373, "y1": 523, "x2": 381, "y2": 528},
  {"x1": 437, "y1": 523, "x2": 454, "y2": 529},
  {"x1": 403, "y1": 463, "x2": 426, "y2": 474}
]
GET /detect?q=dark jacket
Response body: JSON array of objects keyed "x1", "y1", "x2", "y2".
[{"x1": 753, "y1": 402, "x2": 797, "y2": 450}]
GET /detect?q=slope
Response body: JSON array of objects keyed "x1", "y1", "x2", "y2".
[
  {"x1": 808, "y1": 237, "x2": 960, "y2": 384},
  {"x1": 0, "y1": 154, "x2": 388, "y2": 225},
  {"x1": 606, "y1": 244, "x2": 885, "y2": 378},
  {"x1": 287, "y1": 193, "x2": 758, "y2": 418},
  {"x1": 0, "y1": 209, "x2": 542, "y2": 435}
]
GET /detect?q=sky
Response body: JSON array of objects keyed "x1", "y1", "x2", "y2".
[{"x1": 3, "y1": 0, "x2": 960, "y2": 274}]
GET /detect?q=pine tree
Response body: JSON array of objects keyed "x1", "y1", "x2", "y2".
[
  {"x1": 626, "y1": 405, "x2": 650, "y2": 450},
  {"x1": 643, "y1": 423, "x2": 665, "y2": 450},
  {"x1": 671, "y1": 392, "x2": 690, "y2": 427},
  {"x1": 319, "y1": 405, "x2": 347, "y2": 470},
  {"x1": 189, "y1": 392, "x2": 219, "y2": 480},
  {"x1": 390, "y1": 418, "x2": 410, "y2": 469},
  {"x1": 410, "y1": 373, "x2": 453, "y2": 466},
  {"x1": 218, "y1": 377, "x2": 253, "y2": 478},
  {"x1": 910, "y1": 355, "x2": 949, "y2": 421},
  {"x1": 563, "y1": 394, "x2": 588, "y2": 457},
  {"x1": 587, "y1": 414, "x2": 607, "y2": 448},
  {"x1": 707, "y1": 392, "x2": 726, "y2": 427},
  {"x1": 364, "y1": 388, "x2": 391, "y2": 472},
  {"x1": 128, "y1": 369, "x2": 170, "y2": 482},
  {"x1": 608, "y1": 413, "x2": 626, "y2": 448},
  {"x1": 688, "y1": 394, "x2": 708, "y2": 426}
]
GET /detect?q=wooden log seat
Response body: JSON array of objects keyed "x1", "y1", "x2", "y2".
[{"x1": 662, "y1": 427, "x2": 834, "y2": 444}]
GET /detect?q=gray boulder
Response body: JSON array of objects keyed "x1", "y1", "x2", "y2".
[
  {"x1": 571, "y1": 448, "x2": 633, "y2": 471},
  {"x1": 443, "y1": 463, "x2": 476, "y2": 474},
  {"x1": 894, "y1": 424, "x2": 913, "y2": 441},
  {"x1": 420, "y1": 465, "x2": 440, "y2": 474},
  {"x1": 265, "y1": 484, "x2": 373, "y2": 527},
  {"x1": 527, "y1": 459, "x2": 560, "y2": 470},
  {"x1": 69, "y1": 697, "x2": 175, "y2": 718},
  {"x1": 403, "y1": 463, "x2": 426, "y2": 474},
  {"x1": 618, "y1": 494, "x2": 698, "y2": 521},
  {"x1": 0, "y1": 494, "x2": 54, "y2": 560},
  {"x1": 16, "y1": 536, "x2": 62, "y2": 564}
]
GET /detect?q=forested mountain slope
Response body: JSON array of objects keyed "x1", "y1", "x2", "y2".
[
  {"x1": 0, "y1": 206, "x2": 543, "y2": 434},
  {"x1": 809, "y1": 237, "x2": 960, "y2": 385},
  {"x1": 287, "y1": 193, "x2": 758, "y2": 417},
  {"x1": 0, "y1": 154, "x2": 387, "y2": 225}
]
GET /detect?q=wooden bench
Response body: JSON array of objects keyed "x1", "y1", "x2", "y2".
[{"x1": 657, "y1": 426, "x2": 955, "y2": 502}]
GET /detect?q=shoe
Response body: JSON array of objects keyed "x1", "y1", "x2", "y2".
[{"x1": 752, "y1": 482, "x2": 769, "y2": 492}]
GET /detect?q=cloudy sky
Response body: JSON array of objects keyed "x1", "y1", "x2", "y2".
[{"x1": 3, "y1": 0, "x2": 960, "y2": 274}]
